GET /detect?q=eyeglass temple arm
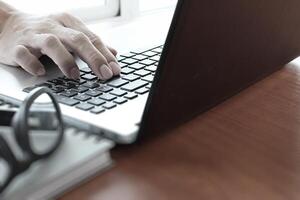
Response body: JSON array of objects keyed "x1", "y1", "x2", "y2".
[{"x1": 0, "y1": 108, "x2": 16, "y2": 126}]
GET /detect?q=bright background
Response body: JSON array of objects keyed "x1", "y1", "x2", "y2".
[{"x1": 5, "y1": 0, "x2": 177, "y2": 22}]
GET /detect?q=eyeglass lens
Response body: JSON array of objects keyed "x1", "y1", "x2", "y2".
[
  {"x1": 27, "y1": 93, "x2": 61, "y2": 155},
  {"x1": 0, "y1": 158, "x2": 10, "y2": 187}
]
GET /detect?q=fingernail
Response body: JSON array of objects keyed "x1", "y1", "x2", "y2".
[
  {"x1": 99, "y1": 64, "x2": 113, "y2": 79},
  {"x1": 109, "y1": 62, "x2": 121, "y2": 75},
  {"x1": 36, "y1": 68, "x2": 46, "y2": 76},
  {"x1": 70, "y1": 68, "x2": 80, "y2": 79}
]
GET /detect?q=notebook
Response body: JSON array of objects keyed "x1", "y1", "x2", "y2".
[{"x1": 0, "y1": 127, "x2": 114, "y2": 200}]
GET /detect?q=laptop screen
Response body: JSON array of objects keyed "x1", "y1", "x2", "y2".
[{"x1": 139, "y1": 0, "x2": 300, "y2": 138}]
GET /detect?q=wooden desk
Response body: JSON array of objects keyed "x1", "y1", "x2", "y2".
[{"x1": 60, "y1": 62, "x2": 300, "y2": 200}]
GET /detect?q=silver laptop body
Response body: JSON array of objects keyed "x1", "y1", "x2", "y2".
[
  {"x1": 1, "y1": 0, "x2": 300, "y2": 144},
  {"x1": 0, "y1": 57, "x2": 149, "y2": 143}
]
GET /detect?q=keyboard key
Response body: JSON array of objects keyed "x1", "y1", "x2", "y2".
[
  {"x1": 60, "y1": 90, "x2": 77, "y2": 97},
  {"x1": 88, "y1": 98, "x2": 105, "y2": 106},
  {"x1": 131, "y1": 49, "x2": 147, "y2": 54},
  {"x1": 129, "y1": 63, "x2": 145, "y2": 70},
  {"x1": 85, "y1": 90, "x2": 102, "y2": 97},
  {"x1": 144, "y1": 65, "x2": 157, "y2": 72},
  {"x1": 74, "y1": 94, "x2": 91, "y2": 101},
  {"x1": 114, "y1": 97, "x2": 128, "y2": 104},
  {"x1": 50, "y1": 79, "x2": 64, "y2": 85},
  {"x1": 119, "y1": 62, "x2": 128, "y2": 68},
  {"x1": 122, "y1": 80, "x2": 148, "y2": 92},
  {"x1": 51, "y1": 86, "x2": 65, "y2": 93},
  {"x1": 110, "y1": 89, "x2": 127, "y2": 97},
  {"x1": 62, "y1": 81, "x2": 77, "y2": 89},
  {"x1": 56, "y1": 96, "x2": 79, "y2": 106},
  {"x1": 76, "y1": 103, "x2": 94, "y2": 111},
  {"x1": 121, "y1": 58, "x2": 138, "y2": 65},
  {"x1": 122, "y1": 74, "x2": 140, "y2": 81},
  {"x1": 107, "y1": 79, "x2": 129, "y2": 88},
  {"x1": 135, "y1": 87, "x2": 149, "y2": 95},
  {"x1": 141, "y1": 74, "x2": 154, "y2": 82},
  {"x1": 64, "y1": 82, "x2": 77, "y2": 89},
  {"x1": 139, "y1": 59, "x2": 156, "y2": 66},
  {"x1": 117, "y1": 55, "x2": 124, "y2": 61},
  {"x1": 78, "y1": 79, "x2": 87, "y2": 85},
  {"x1": 97, "y1": 85, "x2": 113, "y2": 93},
  {"x1": 103, "y1": 102, "x2": 117, "y2": 109},
  {"x1": 134, "y1": 69, "x2": 151, "y2": 77},
  {"x1": 132, "y1": 54, "x2": 147, "y2": 61},
  {"x1": 70, "y1": 86, "x2": 89, "y2": 93},
  {"x1": 66, "y1": 80, "x2": 80, "y2": 85},
  {"x1": 149, "y1": 55, "x2": 160, "y2": 62},
  {"x1": 64, "y1": 78, "x2": 87, "y2": 85},
  {"x1": 121, "y1": 67, "x2": 135, "y2": 75},
  {"x1": 63, "y1": 76, "x2": 78, "y2": 81},
  {"x1": 81, "y1": 74, "x2": 97, "y2": 81},
  {"x1": 120, "y1": 52, "x2": 135, "y2": 58},
  {"x1": 80, "y1": 67, "x2": 92, "y2": 73},
  {"x1": 99, "y1": 93, "x2": 117, "y2": 101},
  {"x1": 58, "y1": 76, "x2": 70, "y2": 81},
  {"x1": 146, "y1": 84, "x2": 152, "y2": 89},
  {"x1": 142, "y1": 51, "x2": 157, "y2": 57},
  {"x1": 124, "y1": 93, "x2": 138, "y2": 99},
  {"x1": 90, "y1": 107, "x2": 105, "y2": 114},
  {"x1": 82, "y1": 82, "x2": 99, "y2": 89},
  {"x1": 152, "y1": 47, "x2": 163, "y2": 53}
]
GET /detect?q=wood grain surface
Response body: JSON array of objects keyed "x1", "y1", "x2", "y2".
[{"x1": 61, "y1": 63, "x2": 300, "y2": 200}]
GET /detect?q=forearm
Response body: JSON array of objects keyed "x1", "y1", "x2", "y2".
[{"x1": 0, "y1": 1, "x2": 17, "y2": 32}]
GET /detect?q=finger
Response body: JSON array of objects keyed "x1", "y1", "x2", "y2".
[
  {"x1": 54, "y1": 13, "x2": 121, "y2": 75},
  {"x1": 27, "y1": 47, "x2": 43, "y2": 58},
  {"x1": 27, "y1": 34, "x2": 80, "y2": 79},
  {"x1": 51, "y1": 12, "x2": 85, "y2": 30},
  {"x1": 91, "y1": 38, "x2": 121, "y2": 75},
  {"x1": 13, "y1": 45, "x2": 45, "y2": 76},
  {"x1": 56, "y1": 28, "x2": 113, "y2": 80},
  {"x1": 107, "y1": 46, "x2": 118, "y2": 56},
  {"x1": 75, "y1": 31, "x2": 121, "y2": 76}
]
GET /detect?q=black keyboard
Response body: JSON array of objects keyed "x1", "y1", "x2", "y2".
[{"x1": 23, "y1": 45, "x2": 163, "y2": 115}]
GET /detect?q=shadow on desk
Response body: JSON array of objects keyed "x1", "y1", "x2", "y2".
[{"x1": 62, "y1": 64, "x2": 300, "y2": 200}]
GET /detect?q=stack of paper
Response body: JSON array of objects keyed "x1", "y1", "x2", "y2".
[{"x1": 1, "y1": 128, "x2": 114, "y2": 200}]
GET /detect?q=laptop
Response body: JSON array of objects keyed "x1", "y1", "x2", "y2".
[{"x1": 0, "y1": 0, "x2": 300, "y2": 143}]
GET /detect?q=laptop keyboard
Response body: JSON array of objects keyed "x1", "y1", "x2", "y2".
[{"x1": 23, "y1": 45, "x2": 163, "y2": 115}]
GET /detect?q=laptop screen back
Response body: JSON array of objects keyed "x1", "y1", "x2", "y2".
[{"x1": 139, "y1": 0, "x2": 300, "y2": 138}]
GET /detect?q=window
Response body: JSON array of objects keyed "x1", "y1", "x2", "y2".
[
  {"x1": 139, "y1": 0, "x2": 177, "y2": 12},
  {"x1": 5, "y1": 1, "x2": 178, "y2": 22},
  {"x1": 4, "y1": 0, "x2": 119, "y2": 22},
  {"x1": 119, "y1": 0, "x2": 177, "y2": 18}
]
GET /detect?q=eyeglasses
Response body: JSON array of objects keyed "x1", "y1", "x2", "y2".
[{"x1": 0, "y1": 87, "x2": 64, "y2": 193}]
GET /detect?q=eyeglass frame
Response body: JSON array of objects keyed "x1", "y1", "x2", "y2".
[{"x1": 0, "y1": 87, "x2": 64, "y2": 193}]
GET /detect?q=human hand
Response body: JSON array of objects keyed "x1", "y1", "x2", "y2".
[{"x1": 0, "y1": 12, "x2": 121, "y2": 80}]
